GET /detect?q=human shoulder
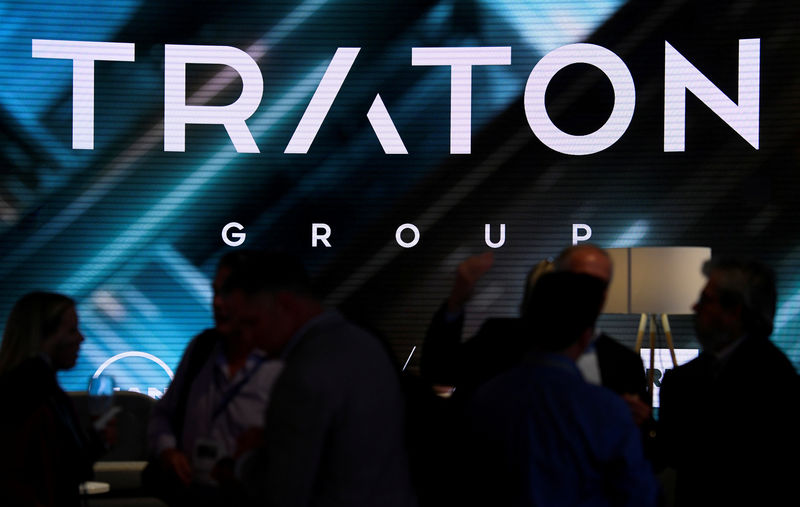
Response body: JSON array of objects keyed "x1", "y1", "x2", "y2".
[
  {"x1": 1, "y1": 357, "x2": 57, "y2": 399},
  {"x1": 271, "y1": 312, "x2": 401, "y2": 415},
  {"x1": 186, "y1": 328, "x2": 222, "y2": 357},
  {"x1": 724, "y1": 337, "x2": 799, "y2": 392},
  {"x1": 288, "y1": 311, "x2": 384, "y2": 362},
  {"x1": 474, "y1": 357, "x2": 580, "y2": 405},
  {"x1": 594, "y1": 333, "x2": 648, "y2": 380},
  {"x1": 280, "y1": 311, "x2": 396, "y2": 388},
  {"x1": 175, "y1": 328, "x2": 221, "y2": 372},
  {"x1": 582, "y1": 380, "x2": 633, "y2": 419},
  {"x1": 662, "y1": 352, "x2": 710, "y2": 384},
  {"x1": 469, "y1": 365, "x2": 529, "y2": 419},
  {"x1": 743, "y1": 338, "x2": 797, "y2": 372},
  {"x1": 155, "y1": 328, "x2": 221, "y2": 408},
  {"x1": 473, "y1": 361, "x2": 633, "y2": 430},
  {"x1": 0, "y1": 357, "x2": 61, "y2": 429}
]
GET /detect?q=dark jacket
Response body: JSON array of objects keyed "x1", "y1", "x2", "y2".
[
  {"x1": 422, "y1": 304, "x2": 647, "y2": 400},
  {"x1": 658, "y1": 336, "x2": 800, "y2": 506},
  {"x1": 0, "y1": 357, "x2": 97, "y2": 507}
]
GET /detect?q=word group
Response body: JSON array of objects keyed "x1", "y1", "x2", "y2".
[{"x1": 221, "y1": 222, "x2": 594, "y2": 248}]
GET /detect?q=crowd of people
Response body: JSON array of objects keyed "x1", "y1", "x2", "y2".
[{"x1": 0, "y1": 245, "x2": 798, "y2": 506}]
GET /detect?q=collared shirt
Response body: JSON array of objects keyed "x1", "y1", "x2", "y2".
[
  {"x1": 711, "y1": 334, "x2": 746, "y2": 362},
  {"x1": 576, "y1": 336, "x2": 602, "y2": 385},
  {"x1": 148, "y1": 335, "x2": 284, "y2": 465},
  {"x1": 708, "y1": 335, "x2": 746, "y2": 380}
]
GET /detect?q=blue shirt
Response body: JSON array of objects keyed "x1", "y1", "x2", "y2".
[{"x1": 468, "y1": 353, "x2": 658, "y2": 507}]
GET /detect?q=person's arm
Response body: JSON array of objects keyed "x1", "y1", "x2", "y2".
[
  {"x1": 147, "y1": 344, "x2": 192, "y2": 455},
  {"x1": 595, "y1": 336, "x2": 654, "y2": 429},
  {"x1": 146, "y1": 336, "x2": 202, "y2": 485},
  {"x1": 420, "y1": 303, "x2": 465, "y2": 384},
  {"x1": 621, "y1": 394, "x2": 652, "y2": 427},
  {"x1": 421, "y1": 252, "x2": 494, "y2": 385}
]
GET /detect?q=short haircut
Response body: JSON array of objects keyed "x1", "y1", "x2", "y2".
[
  {"x1": 703, "y1": 258, "x2": 776, "y2": 339},
  {"x1": 522, "y1": 271, "x2": 607, "y2": 352},
  {"x1": 221, "y1": 251, "x2": 312, "y2": 297}
]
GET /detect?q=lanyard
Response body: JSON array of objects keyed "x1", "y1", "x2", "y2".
[{"x1": 211, "y1": 355, "x2": 267, "y2": 423}]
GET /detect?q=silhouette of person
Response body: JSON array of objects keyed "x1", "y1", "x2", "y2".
[
  {"x1": 466, "y1": 272, "x2": 659, "y2": 507},
  {"x1": 422, "y1": 245, "x2": 649, "y2": 417},
  {"x1": 658, "y1": 258, "x2": 800, "y2": 506},
  {"x1": 146, "y1": 250, "x2": 283, "y2": 505},
  {"x1": 0, "y1": 292, "x2": 104, "y2": 507},
  {"x1": 227, "y1": 251, "x2": 417, "y2": 507}
]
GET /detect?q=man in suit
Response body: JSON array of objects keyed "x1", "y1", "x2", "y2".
[
  {"x1": 226, "y1": 252, "x2": 416, "y2": 507},
  {"x1": 422, "y1": 244, "x2": 650, "y2": 423},
  {"x1": 657, "y1": 258, "x2": 800, "y2": 506}
]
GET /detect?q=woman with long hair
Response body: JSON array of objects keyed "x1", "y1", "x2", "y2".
[{"x1": 0, "y1": 292, "x2": 99, "y2": 506}]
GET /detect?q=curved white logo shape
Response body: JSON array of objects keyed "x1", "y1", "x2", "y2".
[{"x1": 92, "y1": 351, "x2": 175, "y2": 380}]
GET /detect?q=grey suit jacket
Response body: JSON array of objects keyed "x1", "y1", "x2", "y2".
[{"x1": 251, "y1": 310, "x2": 417, "y2": 507}]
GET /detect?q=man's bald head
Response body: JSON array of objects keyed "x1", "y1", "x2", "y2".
[{"x1": 555, "y1": 244, "x2": 613, "y2": 283}]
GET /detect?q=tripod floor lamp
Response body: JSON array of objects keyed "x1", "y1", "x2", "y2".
[{"x1": 604, "y1": 247, "x2": 711, "y2": 399}]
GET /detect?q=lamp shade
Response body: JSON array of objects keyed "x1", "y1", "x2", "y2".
[{"x1": 604, "y1": 247, "x2": 711, "y2": 315}]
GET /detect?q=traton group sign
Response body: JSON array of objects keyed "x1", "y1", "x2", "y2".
[
  {"x1": 33, "y1": 39, "x2": 760, "y2": 156},
  {"x1": 5, "y1": 0, "x2": 797, "y2": 395}
]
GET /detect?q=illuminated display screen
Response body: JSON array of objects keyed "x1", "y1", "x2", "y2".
[
  {"x1": 1, "y1": 0, "x2": 798, "y2": 395},
  {"x1": 640, "y1": 348, "x2": 699, "y2": 408}
]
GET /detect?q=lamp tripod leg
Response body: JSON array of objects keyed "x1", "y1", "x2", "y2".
[
  {"x1": 634, "y1": 313, "x2": 647, "y2": 352},
  {"x1": 648, "y1": 314, "x2": 657, "y2": 396},
  {"x1": 661, "y1": 313, "x2": 678, "y2": 367}
]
